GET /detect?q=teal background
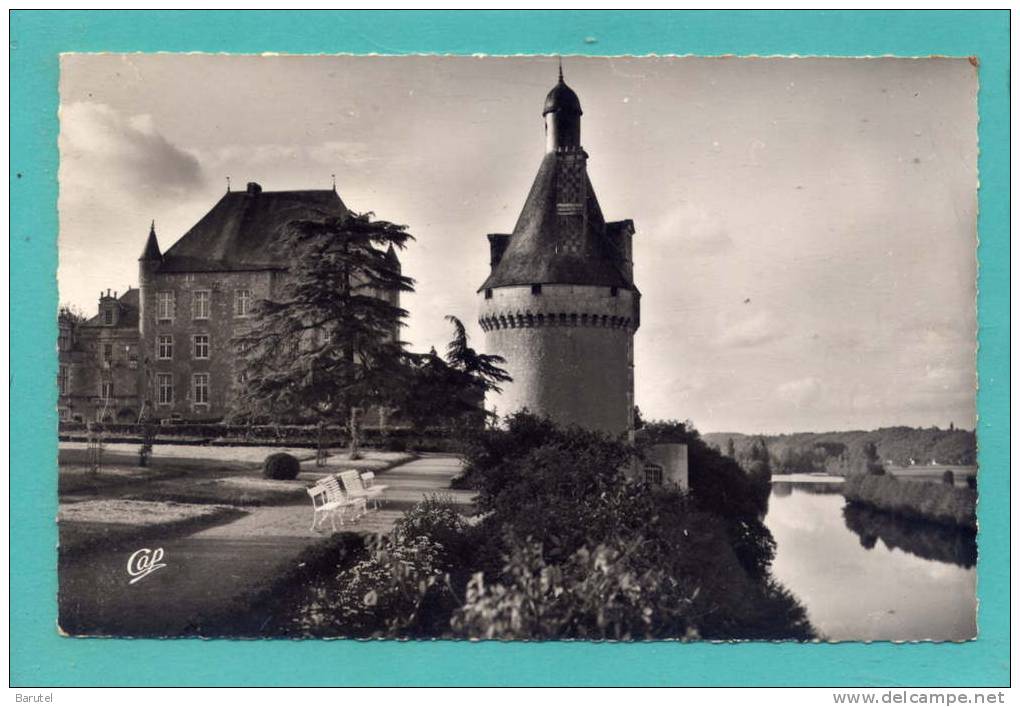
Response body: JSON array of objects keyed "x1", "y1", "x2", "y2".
[{"x1": 10, "y1": 10, "x2": 1009, "y2": 686}]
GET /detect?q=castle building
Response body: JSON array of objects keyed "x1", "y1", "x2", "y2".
[
  {"x1": 58, "y1": 289, "x2": 142, "y2": 423},
  {"x1": 478, "y1": 69, "x2": 640, "y2": 436},
  {"x1": 136, "y1": 181, "x2": 400, "y2": 422}
]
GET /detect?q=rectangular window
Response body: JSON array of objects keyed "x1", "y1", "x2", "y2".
[
  {"x1": 58, "y1": 328, "x2": 70, "y2": 351},
  {"x1": 234, "y1": 289, "x2": 252, "y2": 317},
  {"x1": 610, "y1": 286, "x2": 619, "y2": 297},
  {"x1": 102, "y1": 343, "x2": 114, "y2": 362},
  {"x1": 193, "y1": 290, "x2": 211, "y2": 320},
  {"x1": 157, "y1": 373, "x2": 174, "y2": 405},
  {"x1": 58, "y1": 365, "x2": 69, "y2": 395},
  {"x1": 100, "y1": 381, "x2": 113, "y2": 399},
  {"x1": 644, "y1": 464, "x2": 664, "y2": 486},
  {"x1": 193, "y1": 334, "x2": 210, "y2": 359},
  {"x1": 103, "y1": 308, "x2": 115, "y2": 326},
  {"x1": 485, "y1": 288, "x2": 493, "y2": 300},
  {"x1": 58, "y1": 408, "x2": 70, "y2": 421},
  {"x1": 192, "y1": 373, "x2": 209, "y2": 405},
  {"x1": 157, "y1": 335, "x2": 173, "y2": 360},
  {"x1": 531, "y1": 284, "x2": 543, "y2": 295},
  {"x1": 156, "y1": 291, "x2": 175, "y2": 321}
]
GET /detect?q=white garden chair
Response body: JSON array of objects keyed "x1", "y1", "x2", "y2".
[
  {"x1": 337, "y1": 470, "x2": 388, "y2": 510},
  {"x1": 307, "y1": 477, "x2": 366, "y2": 531}
]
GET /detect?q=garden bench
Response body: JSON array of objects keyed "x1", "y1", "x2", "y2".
[
  {"x1": 337, "y1": 470, "x2": 388, "y2": 509},
  {"x1": 307, "y1": 477, "x2": 366, "y2": 532}
]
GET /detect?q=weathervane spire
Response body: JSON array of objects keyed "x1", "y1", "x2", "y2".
[
  {"x1": 226, "y1": 176, "x2": 231, "y2": 193},
  {"x1": 558, "y1": 56, "x2": 564, "y2": 83}
]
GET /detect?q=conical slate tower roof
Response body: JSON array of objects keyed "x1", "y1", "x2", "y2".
[
  {"x1": 139, "y1": 221, "x2": 162, "y2": 261},
  {"x1": 479, "y1": 153, "x2": 631, "y2": 291}
]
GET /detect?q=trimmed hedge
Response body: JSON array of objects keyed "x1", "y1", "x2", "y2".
[
  {"x1": 263, "y1": 452, "x2": 301, "y2": 480},
  {"x1": 843, "y1": 473, "x2": 977, "y2": 530},
  {"x1": 58, "y1": 421, "x2": 464, "y2": 452}
]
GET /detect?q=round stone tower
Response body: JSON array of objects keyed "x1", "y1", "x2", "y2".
[{"x1": 478, "y1": 68, "x2": 640, "y2": 436}]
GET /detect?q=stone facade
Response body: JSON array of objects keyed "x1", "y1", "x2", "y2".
[
  {"x1": 639, "y1": 443, "x2": 689, "y2": 488},
  {"x1": 479, "y1": 284, "x2": 637, "y2": 433},
  {"x1": 139, "y1": 267, "x2": 280, "y2": 420},
  {"x1": 58, "y1": 290, "x2": 142, "y2": 423}
]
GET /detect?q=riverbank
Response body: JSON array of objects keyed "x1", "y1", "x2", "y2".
[{"x1": 842, "y1": 474, "x2": 976, "y2": 530}]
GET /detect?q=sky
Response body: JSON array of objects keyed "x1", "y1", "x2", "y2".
[{"x1": 58, "y1": 54, "x2": 978, "y2": 434}]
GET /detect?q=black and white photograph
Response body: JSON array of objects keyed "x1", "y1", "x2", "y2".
[{"x1": 55, "y1": 54, "x2": 978, "y2": 642}]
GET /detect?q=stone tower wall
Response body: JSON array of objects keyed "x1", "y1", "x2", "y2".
[{"x1": 479, "y1": 284, "x2": 637, "y2": 435}]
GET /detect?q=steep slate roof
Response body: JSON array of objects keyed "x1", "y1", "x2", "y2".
[
  {"x1": 479, "y1": 152, "x2": 632, "y2": 291},
  {"x1": 157, "y1": 188, "x2": 348, "y2": 273}
]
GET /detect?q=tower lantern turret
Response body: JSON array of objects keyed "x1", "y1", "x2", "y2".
[{"x1": 543, "y1": 64, "x2": 583, "y2": 153}]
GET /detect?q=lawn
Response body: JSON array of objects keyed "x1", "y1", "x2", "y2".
[
  {"x1": 117, "y1": 475, "x2": 312, "y2": 507},
  {"x1": 58, "y1": 499, "x2": 245, "y2": 555},
  {"x1": 58, "y1": 443, "x2": 416, "y2": 507}
]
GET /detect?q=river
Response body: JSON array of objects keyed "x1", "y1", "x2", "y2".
[{"x1": 764, "y1": 475, "x2": 977, "y2": 642}]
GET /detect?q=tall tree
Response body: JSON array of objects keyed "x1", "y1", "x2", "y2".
[
  {"x1": 233, "y1": 211, "x2": 414, "y2": 458},
  {"x1": 396, "y1": 317, "x2": 511, "y2": 430},
  {"x1": 444, "y1": 315, "x2": 512, "y2": 395},
  {"x1": 726, "y1": 437, "x2": 736, "y2": 459}
]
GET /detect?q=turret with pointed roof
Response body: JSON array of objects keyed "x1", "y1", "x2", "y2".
[
  {"x1": 477, "y1": 67, "x2": 640, "y2": 436},
  {"x1": 140, "y1": 220, "x2": 162, "y2": 262}
]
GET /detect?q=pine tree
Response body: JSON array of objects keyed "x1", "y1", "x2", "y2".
[
  {"x1": 443, "y1": 315, "x2": 512, "y2": 394},
  {"x1": 394, "y1": 317, "x2": 511, "y2": 431},
  {"x1": 233, "y1": 211, "x2": 414, "y2": 458}
]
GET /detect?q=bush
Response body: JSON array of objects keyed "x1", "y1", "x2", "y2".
[
  {"x1": 383, "y1": 436, "x2": 408, "y2": 453},
  {"x1": 393, "y1": 495, "x2": 472, "y2": 569},
  {"x1": 263, "y1": 452, "x2": 300, "y2": 480},
  {"x1": 451, "y1": 535, "x2": 690, "y2": 640},
  {"x1": 942, "y1": 469, "x2": 955, "y2": 485},
  {"x1": 843, "y1": 474, "x2": 976, "y2": 529}
]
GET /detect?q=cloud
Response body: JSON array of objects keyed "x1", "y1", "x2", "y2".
[
  {"x1": 653, "y1": 202, "x2": 733, "y2": 256},
  {"x1": 777, "y1": 377, "x2": 823, "y2": 406},
  {"x1": 716, "y1": 310, "x2": 783, "y2": 348},
  {"x1": 59, "y1": 102, "x2": 204, "y2": 197}
]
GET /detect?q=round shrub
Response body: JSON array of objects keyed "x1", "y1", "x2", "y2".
[
  {"x1": 263, "y1": 452, "x2": 300, "y2": 480},
  {"x1": 942, "y1": 469, "x2": 955, "y2": 486},
  {"x1": 384, "y1": 437, "x2": 408, "y2": 453}
]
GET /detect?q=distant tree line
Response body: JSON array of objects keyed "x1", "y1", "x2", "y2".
[{"x1": 703, "y1": 426, "x2": 976, "y2": 475}]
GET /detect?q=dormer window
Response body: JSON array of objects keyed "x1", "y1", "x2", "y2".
[
  {"x1": 531, "y1": 284, "x2": 543, "y2": 295},
  {"x1": 103, "y1": 308, "x2": 115, "y2": 326}
]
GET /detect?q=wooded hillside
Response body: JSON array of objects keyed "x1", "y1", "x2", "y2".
[{"x1": 702, "y1": 426, "x2": 976, "y2": 475}]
